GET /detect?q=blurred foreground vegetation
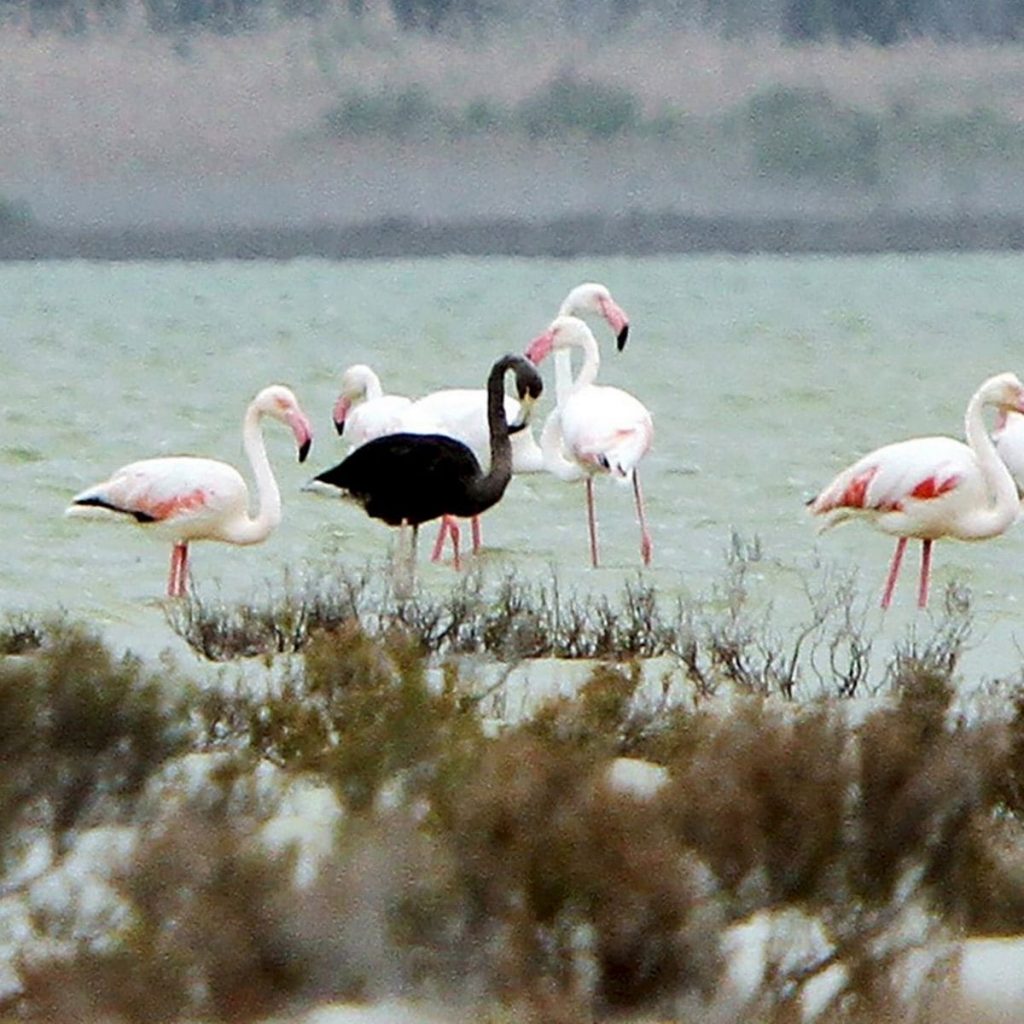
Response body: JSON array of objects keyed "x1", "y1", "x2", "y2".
[{"x1": 4, "y1": 559, "x2": 1024, "y2": 1021}]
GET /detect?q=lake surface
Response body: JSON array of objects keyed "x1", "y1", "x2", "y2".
[{"x1": 3, "y1": 253, "x2": 1024, "y2": 686}]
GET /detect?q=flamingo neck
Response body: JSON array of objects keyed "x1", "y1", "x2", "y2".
[
  {"x1": 554, "y1": 349, "x2": 573, "y2": 406},
  {"x1": 960, "y1": 388, "x2": 1019, "y2": 539},
  {"x1": 561, "y1": 332, "x2": 600, "y2": 393},
  {"x1": 229, "y1": 403, "x2": 282, "y2": 545},
  {"x1": 540, "y1": 409, "x2": 585, "y2": 481},
  {"x1": 463, "y1": 360, "x2": 516, "y2": 512},
  {"x1": 363, "y1": 371, "x2": 383, "y2": 403}
]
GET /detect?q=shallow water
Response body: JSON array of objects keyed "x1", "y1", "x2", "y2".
[{"x1": 3, "y1": 253, "x2": 1024, "y2": 683}]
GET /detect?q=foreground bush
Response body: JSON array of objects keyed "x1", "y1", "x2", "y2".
[{"x1": 5, "y1": 590, "x2": 1024, "y2": 1021}]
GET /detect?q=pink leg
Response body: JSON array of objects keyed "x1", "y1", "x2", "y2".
[
  {"x1": 918, "y1": 538, "x2": 933, "y2": 609},
  {"x1": 586, "y1": 476, "x2": 599, "y2": 568},
  {"x1": 168, "y1": 542, "x2": 189, "y2": 598},
  {"x1": 880, "y1": 536, "x2": 908, "y2": 610},
  {"x1": 633, "y1": 471, "x2": 652, "y2": 566},
  {"x1": 430, "y1": 517, "x2": 452, "y2": 562},
  {"x1": 471, "y1": 516, "x2": 482, "y2": 555}
]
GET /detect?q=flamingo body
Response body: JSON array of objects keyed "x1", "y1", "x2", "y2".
[
  {"x1": 810, "y1": 373, "x2": 1024, "y2": 608},
  {"x1": 557, "y1": 384, "x2": 654, "y2": 481},
  {"x1": 67, "y1": 385, "x2": 313, "y2": 597},
  {"x1": 314, "y1": 433, "x2": 486, "y2": 527}
]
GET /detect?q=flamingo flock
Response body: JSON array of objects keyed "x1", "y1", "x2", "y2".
[{"x1": 64, "y1": 280, "x2": 1024, "y2": 610}]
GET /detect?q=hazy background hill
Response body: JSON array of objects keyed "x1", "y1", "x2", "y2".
[{"x1": 5, "y1": 0, "x2": 1024, "y2": 249}]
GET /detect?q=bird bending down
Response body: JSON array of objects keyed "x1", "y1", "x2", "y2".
[
  {"x1": 66, "y1": 385, "x2": 313, "y2": 598},
  {"x1": 332, "y1": 364, "x2": 413, "y2": 448},
  {"x1": 526, "y1": 315, "x2": 653, "y2": 568},
  {"x1": 308, "y1": 354, "x2": 542, "y2": 588},
  {"x1": 809, "y1": 372, "x2": 1024, "y2": 610}
]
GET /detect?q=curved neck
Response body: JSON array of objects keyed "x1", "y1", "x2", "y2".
[
  {"x1": 363, "y1": 372, "x2": 383, "y2": 402},
  {"x1": 228, "y1": 405, "x2": 281, "y2": 544},
  {"x1": 558, "y1": 331, "x2": 600, "y2": 397},
  {"x1": 540, "y1": 409, "x2": 584, "y2": 481},
  {"x1": 961, "y1": 390, "x2": 1020, "y2": 539},
  {"x1": 463, "y1": 361, "x2": 516, "y2": 512}
]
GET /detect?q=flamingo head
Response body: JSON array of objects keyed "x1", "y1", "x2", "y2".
[
  {"x1": 525, "y1": 327, "x2": 555, "y2": 366},
  {"x1": 332, "y1": 395, "x2": 351, "y2": 436},
  {"x1": 256, "y1": 385, "x2": 314, "y2": 463},
  {"x1": 510, "y1": 356, "x2": 544, "y2": 429},
  {"x1": 526, "y1": 315, "x2": 597, "y2": 366},
  {"x1": 333, "y1": 364, "x2": 377, "y2": 436},
  {"x1": 561, "y1": 282, "x2": 630, "y2": 351},
  {"x1": 984, "y1": 372, "x2": 1024, "y2": 416}
]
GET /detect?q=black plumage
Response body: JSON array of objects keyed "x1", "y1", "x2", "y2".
[{"x1": 312, "y1": 353, "x2": 542, "y2": 530}]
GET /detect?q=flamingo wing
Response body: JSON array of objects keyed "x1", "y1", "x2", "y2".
[
  {"x1": 68, "y1": 456, "x2": 249, "y2": 537},
  {"x1": 401, "y1": 389, "x2": 524, "y2": 462},
  {"x1": 810, "y1": 437, "x2": 975, "y2": 531},
  {"x1": 560, "y1": 386, "x2": 654, "y2": 478}
]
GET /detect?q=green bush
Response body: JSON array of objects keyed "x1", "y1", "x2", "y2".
[
  {"x1": 743, "y1": 85, "x2": 882, "y2": 185},
  {"x1": 0, "y1": 195, "x2": 32, "y2": 233},
  {"x1": 324, "y1": 84, "x2": 445, "y2": 139},
  {"x1": 518, "y1": 73, "x2": 643, "y2": 140}
]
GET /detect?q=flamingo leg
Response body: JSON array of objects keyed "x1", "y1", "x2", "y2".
[
  {"x1": 586, "y1": 476, "x2": 600, "y2": 568},
  {"x1": 632, "y1": 470, "x2": 652, "y2": 566},
  {"x1": 880, "y1": 537, "x2": 908, "y2": 610},
  {"x1": 918, "y1": 538, "x2": 933, "y2": 609},
  {"x1": 471, "y1": 516, "x2": 482, "y2": 555},
  {"x1": 430, "y1": 517, "x2": 452, "y2": 563},
  {"x1": 168, "y1": 542, "x2": 189, "y2": 598},
  {"x1": 448, "y1": 518, "x2": 462, "y2": 571}
]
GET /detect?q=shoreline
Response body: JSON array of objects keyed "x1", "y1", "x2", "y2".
[{"x1": 4, "y1": 211, "x2": 1024, "y2": 261}]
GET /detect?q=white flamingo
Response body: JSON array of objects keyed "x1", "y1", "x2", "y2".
[
  {"x1": 809, "y1": 372, "x2": 1024, "y2": 609},
  {"x1": 332, "y1": 364, "x2": 413, "y2": 448},
  {"x1": 66, "y1": 385, "x2": 314, "y2": 597},
  {"x1": 526, "y1": 315, "x2": 654, "y2": 568}
]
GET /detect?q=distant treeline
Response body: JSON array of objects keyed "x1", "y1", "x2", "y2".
[{"x1": 3, "y1": 0, "x2": 1024, "y2": 43}]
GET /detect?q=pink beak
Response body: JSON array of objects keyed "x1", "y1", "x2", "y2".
[
  {"x1": 526, "y1": 329, "x2": 555, "y2": 365},
  {"x1": 599, "y1": 296, "x2": 630, "y2": 351},
  {"x1": 287, "y1": 409, "x2": 314, "y2": 462},
  {"x1": 332, "y1": 395, "x2": 351, "y2": 436}
]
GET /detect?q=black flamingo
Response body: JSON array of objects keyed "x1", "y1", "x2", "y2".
[{"x1": 309, "y1": 354, "x2": 543, "y2": 583}]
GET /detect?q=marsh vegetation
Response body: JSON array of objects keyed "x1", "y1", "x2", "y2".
[{"x1": 4, "y1": 552, "x2": 1024, "y2": 1022}]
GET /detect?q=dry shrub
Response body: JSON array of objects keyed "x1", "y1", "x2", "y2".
[
  {"x1": 661, "y1": 702, "x2": 849, "y2": 908},
  {"x1": 429, "y1": 732, "x2": 714, "y2": 1018},
  {"x1": 0, "y1": 621, "x2": 190, "y2": 862},
  {"x1": 19, "y1": 811, "x2": 304, "y2": 1023}
]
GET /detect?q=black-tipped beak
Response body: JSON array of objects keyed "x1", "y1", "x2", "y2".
[
  {"x1": 617, "y1": 323, "x2": 629, "y2": 351},
  {"x1": 334, "y1": 419, "x2": 345, "y2": 437},
  {"x1": 298, "y1": 438, "x2": 312, "y2": 463}
]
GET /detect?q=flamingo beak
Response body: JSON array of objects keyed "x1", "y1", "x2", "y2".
[
  {"x1": 599, "y1": 296, "x2": 630, "y2": 351},
  {"x1": 526, "y1": 330, "x2": 555, "y2": 365},
  {"x1": 287, "y1": 410, "x2": 314, "y2": 463},
  {"x1": 511, "y1": 392, "x2": 536, "y2": 431},
  {"x1": 333, "y1": 395, "x2": 351, "y2": 436}
]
